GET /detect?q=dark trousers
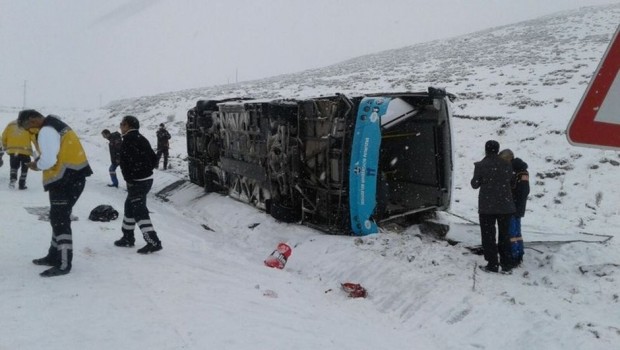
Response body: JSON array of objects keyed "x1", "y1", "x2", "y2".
[
  {"x1": 108, "y1": 163, "x2": 119, "y2": 186},
  {"x1": 47, "y1": 177, "x2": 86, "y2": 271},
  {"x1": 122, "y1": 179, "x2": 160, "y2": 245},
  {"x1": 479, "y1": 213, "x2": 513, "y2": 268},
  {"x1": 9, "y1": 154, "x2": 30, "y2": 187},
  {"x1": 156, "y1": 148, "x2": 169, "y2": 169}
]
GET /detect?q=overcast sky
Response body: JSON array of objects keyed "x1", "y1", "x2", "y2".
[{"x1": 0, "y1": 0, "x2": 618, "y2": 109}]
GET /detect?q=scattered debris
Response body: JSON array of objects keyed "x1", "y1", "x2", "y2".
[
  {"x1": 341, "y1": 283, "x2": 367, "y2": 298},
  {"x1": 472, "y1": 262, "x2": 478, "y2": 291},
  {"x1": 263, "y1": 290, "x2": 278, "y2": 298},
  {"x1": 264, "y1": 243, "x2": 292, "y2": 269},
  {"x1": 578, "y1": 263, "x2": 620, "y2": 277}
]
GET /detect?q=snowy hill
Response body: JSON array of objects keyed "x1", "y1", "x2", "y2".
[{"x1": 1, "y1": 4, "x2": 620, "y2": 350}]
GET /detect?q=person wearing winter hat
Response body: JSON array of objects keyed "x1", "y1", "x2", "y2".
[
  {"x1": 155, "y1": 123, "x2": 171, "y2": 170},
  {"x1": 471, "y1": 140, "x2": 516, "y2": 273},
  {"x1": 499, "y1": 149, "x2": 530, "y2": 266}
]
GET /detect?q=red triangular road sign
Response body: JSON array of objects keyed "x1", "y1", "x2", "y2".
[{"x1": 567, "y1": 25, "x2": 620, "y2": 150}]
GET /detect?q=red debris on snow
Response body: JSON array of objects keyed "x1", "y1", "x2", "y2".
[
  {"x1": 341, "y1": 283, "x2": 367, "y2": 298},
  {"x1": 264, "y1": 243, "x2": 292, "y2": 269}
]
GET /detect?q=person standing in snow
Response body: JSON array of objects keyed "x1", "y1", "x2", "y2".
[
  {"x1": 2, "y1": 119, "x2": 37, "y2": 189},
  {"x1": 115, "y1": 115, "x2": 163, "y2": 254},
  {"x1": 155, "y1": 123, "x2": 171, "y2": 170},
  {"x1": 499, "y1": 149, "x2": 530, "y2": 266},
  {"x1": 471, "y1": 140, "x2": 516, "y2": 273},
  {"x1": 101, "y1": 129, "x2": 123, "y2": 188},
  {"x1": 19, "y1": 110, "x2": 93, "y2": 277}
]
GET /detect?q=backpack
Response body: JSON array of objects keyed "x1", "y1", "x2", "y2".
[{"x1": 88, "y1": 205, "x2": 119, "y2": 222}]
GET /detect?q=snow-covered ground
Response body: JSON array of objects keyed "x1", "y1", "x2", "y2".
[{"x1": 1, "y1": 4, "x2": 619, "y2": 350}]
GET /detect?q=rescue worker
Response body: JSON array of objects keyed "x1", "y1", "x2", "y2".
[
  {"x1": 19, "y1": 110, "x2": 93, "y2": 277},
  {"x1": 115, "y1": 115, "x2": 163, "y2": 254},
  {"x1": 2, "y1": 119, "x2": 36, "y2": 189}
]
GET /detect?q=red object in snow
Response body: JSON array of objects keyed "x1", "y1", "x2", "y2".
[
  {"x1": 264, "y1": 243, "x2": 292, "y2": 269},
  {"x1": 341, "y1": 283, "x2": 368, "y2": 298}
]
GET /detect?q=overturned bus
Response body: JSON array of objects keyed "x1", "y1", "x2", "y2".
[{"x1": 186, "y1": 88, "x2": 454, "y2": 235}]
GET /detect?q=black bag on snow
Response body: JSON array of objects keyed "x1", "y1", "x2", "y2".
[{"x1": 89, "y1": 205, "x2": 119, "y2": 222}]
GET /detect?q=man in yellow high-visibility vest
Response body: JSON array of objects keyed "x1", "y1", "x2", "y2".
[
  {"x1": 2, "y1": 119, "x2": 36, "y2": 189},
  {"x1": 19, "y1": 109, "x2": 93, "y2": 277}
]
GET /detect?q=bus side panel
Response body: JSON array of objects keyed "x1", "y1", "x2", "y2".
[{"x1": 349, "y1": 97, "x2": 391, "y2": 235}]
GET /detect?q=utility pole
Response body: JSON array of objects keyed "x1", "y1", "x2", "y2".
[{"x1": 22, "y1": 80, "x2": 27, "y2": 109}]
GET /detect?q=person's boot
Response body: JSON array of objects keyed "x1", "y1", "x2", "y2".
[
  {"x1": 479, "y1": 263, "x2": 499, "y2": 273},
  {"x1": 33, "y1": 247, "x2": 59, "y2": 267},
  {"x1": 8, "y1": 179, "x2": 16, "y2": 189},
  {"x1": 114, "y1": 236, "x2": 135, "y2": 247},
  {"x1": 108, "y1": 174, "x2": 119, "y2": 188},
  {"x1": 18, "y1": 181, "x2": 27, "y2": 190},
  {"x1": 137, "y1": 242, "x2": 163, "y2": 254},
  {"x1": 40, "y1": 266, "x2": 71, "y2": 277},
  {"x1": 500, "y1": 264, "x2": 513, "y2": 274},
  {"x1": 32, "y1": 256, "x2": 58, "y2": 267}
]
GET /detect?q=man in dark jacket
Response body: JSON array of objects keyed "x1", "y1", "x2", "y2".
[
  {"x1": 115, "y1": 115, "x2": 163, "y2": 254},
  {"x1": 101, "y1": 129, "x2": 122, "y2": 188},
  {"x1": 19, "y1": 110, "x2": 93, "y2": 277},
  {"x1": 471, "y1": 140, "x2": 516, "y2": 273},
  {"x1": 155, "y1": 123, "x2": 171, "y2": 170}
]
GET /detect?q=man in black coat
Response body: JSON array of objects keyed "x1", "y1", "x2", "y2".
[
  {"x1": 101, "y1": 129, "x2": 122, "y2": 188},
  {"x1": 115, "y1": 115, "x2": 163, "y2": 254},
  {"x1": 471, "y1": 140, "x2": 516, "y2": 273},
  {"x1": 155, "y1": 123, "x2": 171, "y2": 170}
]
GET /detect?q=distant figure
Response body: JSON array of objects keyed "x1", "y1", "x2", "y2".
[
  {"x1": 19, "y1": 110, "x2": 93, "y2": 277},
  {"x1": 471, "y1": 140, "x2": 516, "y2": 273},
  {"x1": 2, "y1": 119, "x2": 36, "y2": 189},
  {"x1": 155, "y1": 123, "x2": 171, "y2": 170},
  {"x1": 499, "y1": 149, "x2": 530, "y2": 266},
  {"x1": 101, "y1": 129, "x2": 123, "y2": 188},
  {"x1": 116, "y1": 115, "x2": 163, "y2": 254}
]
